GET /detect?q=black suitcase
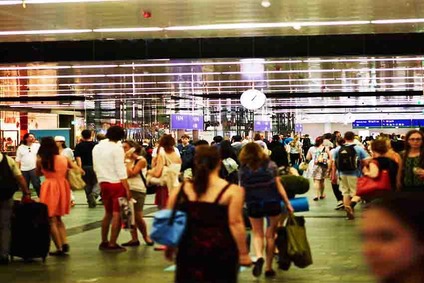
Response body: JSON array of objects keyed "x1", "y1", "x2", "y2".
[{"x1": 10, "y1": 201, "x2": 50, "y2": 262}]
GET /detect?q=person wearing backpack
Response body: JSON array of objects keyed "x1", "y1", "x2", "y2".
[
  {"x1": 306, "y1": 137, "x2": 332, "y2": 201},
  {"x1": 0, "y1": 152, "x2": 31, "y2": 264},
  {"x1": 332, "y1": 131, "x2": 371, "y2": 220}
]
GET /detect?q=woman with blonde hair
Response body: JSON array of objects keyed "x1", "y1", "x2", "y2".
[{"x1": 239, "y1": 142, "x2": 294, "y2": 278}]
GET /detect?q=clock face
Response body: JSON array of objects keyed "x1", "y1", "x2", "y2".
[{"x1": 240, "y1": 89, "x2": 267, "y2": 110}]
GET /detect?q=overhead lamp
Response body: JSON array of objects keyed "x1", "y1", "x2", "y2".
[
  {"x1": 261, "y1": 0, "x2": 271, "y2": 8},
  {"x1": 293, "y1": 24, "x2": 302, "y2": 30}
]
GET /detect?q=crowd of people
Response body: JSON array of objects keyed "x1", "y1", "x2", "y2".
[{"x1": 0, "y1": 126, "x2": 423, "y2": 283}]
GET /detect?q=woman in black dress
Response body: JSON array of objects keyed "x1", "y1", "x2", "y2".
[{"x1": 165, "y1": 145, "x2": 252, "y2": 283}]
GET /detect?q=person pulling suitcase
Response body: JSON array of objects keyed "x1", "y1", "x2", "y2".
[{"x1": 0, "y1": 152, "x2": 31, "y2": 264}]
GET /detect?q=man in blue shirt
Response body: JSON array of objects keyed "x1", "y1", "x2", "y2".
[
  {"x1": 332, "y1": 131, "x2": 371, "y2": 220},
  {"x1": 177, "y1": 134, "x2": 195, "y2": 180}
]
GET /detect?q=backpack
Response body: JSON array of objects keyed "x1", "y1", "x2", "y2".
[
  {"x1": 0, "y1": 153, "x2": 19, "y2": 200},
  {"x1": 336, "y1": 145, "x2": 358, "y2": 172},
  {"x1": 314, "y1": 147, "x2": 328, "y2": 166}
]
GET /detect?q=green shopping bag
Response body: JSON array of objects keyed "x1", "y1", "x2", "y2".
[{"x1": 286, "y1": 214, "x2": 313, "y2": 268}]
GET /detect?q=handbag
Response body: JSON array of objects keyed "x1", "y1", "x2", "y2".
[
  {"x1": 135, "y1": 159, "x2": 158, "y2": 195},
  {"x1": 356, "y1": 161, "x2": 391, "y2": 197},
  {"x1": 286, "y1": 214, "x2": 313, "y2": 268},
  {"x1": 147, "y1": 150, "x2": 171, "y2": 186},
  {"x1": 150, "y1": 183, "x2": 187, "y2": 247},
  {"x1": 67, "y1": 168, "x2": 86, "y2": 191}
]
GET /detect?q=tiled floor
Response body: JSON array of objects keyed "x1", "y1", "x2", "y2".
[{"x1": 1, "y1": 181, "x2": 376, "y2": 283}]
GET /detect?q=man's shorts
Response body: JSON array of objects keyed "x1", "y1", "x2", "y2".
[
  {"x1": 246, "y1": 201, "x2": 282, "y2": 219},
  {"x1": 339, "y1": 176, "x2": 358, "y2": 197},
  {"x1": 100, "y1": 182, "x2": 127, "y2": 213}
]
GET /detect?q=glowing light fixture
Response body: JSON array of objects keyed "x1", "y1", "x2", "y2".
[
  {"x1": 261, "y1": 0, "x2": 271, "y2": 8},
  {"x1": 371, "y1": 18, "x2": 424, "y2": 24},
  {"x1": 93, "y1": 27, "x2": 164, "y2": 33},
  {"x1": 0, "y1": 0, "x2": 120, "y2": 5}
]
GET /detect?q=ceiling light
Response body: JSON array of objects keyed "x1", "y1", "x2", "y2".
[
  {"x1": 0, "y1": 65, "x2": 71, "y2": 70},
  {"x1": 293, "y1": 24, "x2": 302, "y2": 30},
  {"x1": 261, "y1": 0, "x2": 271, "y2": 8},
  {"x1": 0, "y1": 29, "x2": 92, "y2": 36},
  {"x1": 71, "y1": 64, "x2": 118, "y2": 68},
  {"x1": 371, "y1": 18, "x2": 424, "y2": 24},
  {"x1": 93, "y1": 27, "x2": 163, "y2": 33}
]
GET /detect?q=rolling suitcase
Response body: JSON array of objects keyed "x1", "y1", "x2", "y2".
[{"x1": 10, "y1": 201, "x2": 50, "y2": 262}]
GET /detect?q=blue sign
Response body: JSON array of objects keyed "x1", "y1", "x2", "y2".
[
  {"x1": 191, "y1": 116, "x2": 204, "y2": 130},
  {"x1": 170, "y1": 114, "x2": 204, "y2": 130},
  {"x1": 170, "y1": 114, "x2": 189, "y2": 130},
  {"x1": 382, "y1": 119, "x2": 412, "y2": 128},
  {"x1": 352, "y1": 120, "x2": 382, "y2": 128},
  {"x1": 295, "y1": 124, "x2": 304, "y2": 133},
  {"x1": 412, "y1": 119, "x2": 424, "y2": 127},
  {"x1": 254, "y1": 121, "x2": 271, "y2": 131}
]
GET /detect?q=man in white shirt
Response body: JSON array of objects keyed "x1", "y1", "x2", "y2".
[
  {"x1": 93, "y1": 126, "x2": 130, "y2": 252},
  {"x1": 15, "y1": 133, "x2": 41, "y2": 196}
]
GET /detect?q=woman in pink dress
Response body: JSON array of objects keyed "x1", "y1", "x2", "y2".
[{"x1": 36, "y1": 137, "x2": 84, "y2": 256}]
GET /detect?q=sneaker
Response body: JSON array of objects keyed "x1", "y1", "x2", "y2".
[
  {"x1": 335, "y1": 201, "x2": 344, "y2": 210},
  {"x1": 345, "y1": 206, "x2": 355, "y2": 220},
  {"x1": 87, "y1": 194, "x2": 97, "y2": 208},
  {"x1": 98, "y1": 242, "x2": 109, "y2": 251},
  {"x1": 104, "y1": 245, "x2": 126, "y2": 253},
  {"x1": 252, "y1": 257, "x2": 264, "y2": 277}
]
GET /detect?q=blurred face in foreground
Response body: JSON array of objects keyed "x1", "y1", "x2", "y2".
[{"x1": 361, "y1": 208, "x2": 424, "y2": 281}]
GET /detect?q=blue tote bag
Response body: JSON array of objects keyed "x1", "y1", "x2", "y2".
[{"x1": 150, "y1": 184, "x2": 187, "y2": 247}]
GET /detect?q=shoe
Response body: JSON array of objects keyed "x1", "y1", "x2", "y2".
[
  {"x1": 104, "y1": 245, "x2": 126, "y2": 253},
  {"x1": 49, "y1": 250, "x2": 66, "y2": 256},
  {"x1": 265, "y1": 269, "x2": 276, "y2": 278},
  {"x1": 145, "y1": 241, "x2": 154, "y2": 246},
  {"x1": 154, "y1": 245, "x2": 166, "y2": 251},
  {"x1": 320, "y1": 195, "x2": 326, "y2": 200},
  {"x1": 62, "y1": 244, "x2": 70, "y2": 253},
  {"x1": 313, "y1": 197, "x2": 319, "y2": 201},
  {"x1": 87, "y1": 194, "x2": 97, "y2": 208},
  {"x1": 252, "y1": 257, "x2": 264, "y2": 277},
  {"x1": 345, "y1": 206, "x2": 355, "y2": 220},
  {"x1": 122, "y1": 240, "x2": 140, "y2": 247},
  {"x1": 98, "y1": 242, "x2": 109, "y2": 251},
  {"x1": 335, "y1": 201, "x2": 344, "y2": 210}
]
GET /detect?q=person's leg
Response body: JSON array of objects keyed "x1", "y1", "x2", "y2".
[
  {"x1": 109, "y1": 212, "x2": 122, "y2": 247},
  {"x1": 49, "y1": 217, "x2": 63, "y2": 251},
  {"x1": 0, "y1": 199, "x2": 13, "y2": 263},
  {"x1": 56, "y1": 217, "x2": 67, "y2": 247},
  {"x1": 264, "y1": 215, "x2": 279, "y2": 273},
  {"x1": 332, "y1": 183, "x2": 343, "y2": 202},
  {"x1": 101, "y1": 212, "x2": 112, "y2": 243},
  {"x1": 313, "y1": 179, "x2": 321, "y2": 200},
  {"x1": 83, "y1": 167, "x2": 97, "y2": 208},
  {"x1": 319, "y1": 179, "x2": 326, "y2": 198},
  {"x1": 250, "y1": 217, "x2": 265, "y2": 277},
  {"x1": 136, "y1": 212, "x2": 152, "y2": 244},
  {"x1": 29, "y1": 169, "x2": 41, "y2": 197},
  {"x1": 22, "y1": 171, "x2": 31, "y2": 193}
]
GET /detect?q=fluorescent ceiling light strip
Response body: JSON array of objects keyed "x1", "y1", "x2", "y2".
[
  {"x1": 0, "y1": 29, "x2": 92, "y2": 36},
  {"x1": 72, "y1": 64, "x2": 118, "y2": 69},
  {"x1": 106, "y1": 72, "x2": 221, "y2": 77},
  {"x1": 93, "y1": 27, "x2": 163, "y2": 32},
  {"x1": 0, "y1": 74, "x2": 106, "y2": 79},
  {"x1": 58, "y1": 82, "x2": 157, "y2": 86},
  {"x1": 164, "y1": 20, "x2": 370, "y2": 31},
  {"x1": 119, "y1": 60, "x2": 302, "y2": 68},
  {"x1": 372, "y1": 18, "x2": 424, "y2": 24},
  {"x1": 0, "y1": 65, "x2": 71, "y2": 70}
]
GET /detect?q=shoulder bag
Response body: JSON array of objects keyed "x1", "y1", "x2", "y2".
[
  {"x1": 150, "y1": 183, "x2": 187, "y2": 247},
  {"x1": 356, "y1": 160, "x2": 391, "y2": 197}
]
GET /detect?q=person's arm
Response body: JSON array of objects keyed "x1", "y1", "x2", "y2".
[
  {"x1": 126, "y1": 158, "x2": 146, "y2": 177},
  {"x1": 15, "y1": 146, "x2": 22, "y2": 169},
  {"x1": 363, "y1": 161, "x2": 379, "y2": 178},
  {"x1": 9, "y1": 157, "x2": 31, "y2": 197},
  {"x1": 306, "y1": 148, "x2": 312, "y2": 162},
  {"x1": 227, "y1": 187, "x2": 252, "y2": 267},
  {"x1": 67, "y1": 158, "x2": 85, "y2": 175},
  {"x1": 275, "y1": 177, "x2": 294, "y2": 213},
  {"x1": 114, "y1": 147, "x2": 131, "y2": 199},
  {"x1": 76, "y1": 157, "x2": 82, "y2": 168}
]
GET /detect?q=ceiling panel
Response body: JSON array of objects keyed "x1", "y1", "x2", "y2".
[{"x1": 0, "y1": 0, "x2": 423, "y2": 42}]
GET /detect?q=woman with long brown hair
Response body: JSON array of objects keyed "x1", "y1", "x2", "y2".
[
  {"x1": 148, "y1": 134, "x2": 182, "y2": 209},
  {"x1": 398, "y1": 130, "x2": 424, "y2": 192},
  {"x1": 36, "y1": 137, "x2": 84, "y2": 256},
  {"x1": 239, "y1": 142, "x2": 293, "y2": 278},
  {"x1": 166, "y1": 145, "x2": 251, "y2": 282}
]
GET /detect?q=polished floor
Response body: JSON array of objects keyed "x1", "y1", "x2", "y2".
[{"x1": 0, "y1": 181, "x2": 375, "y2": 283}]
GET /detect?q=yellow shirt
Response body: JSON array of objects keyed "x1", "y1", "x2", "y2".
[{"x1": 0, "y1": 154, "x2": 22, "y2": 177}]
